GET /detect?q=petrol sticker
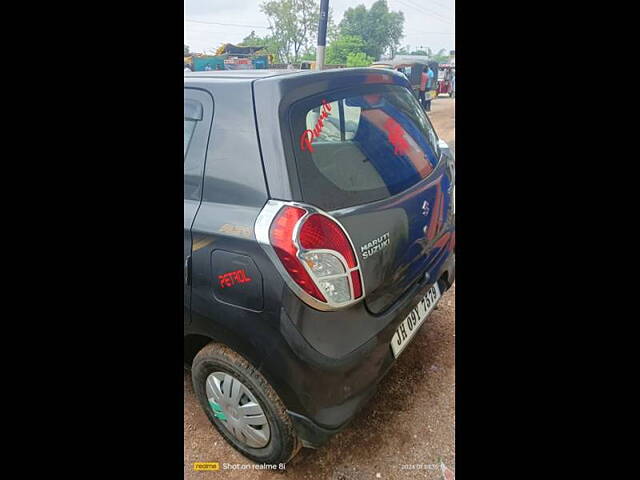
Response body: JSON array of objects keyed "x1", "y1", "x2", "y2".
[
  {"x1": 218, "y1": 269, "x2": 252, "y2": 288},
  {"x1": 360, "y1": 232, "x2": 391, "y2": 259}
]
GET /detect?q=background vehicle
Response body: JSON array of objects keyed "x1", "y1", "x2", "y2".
[
  {"x1": 437, "y1": 63, "x2": 455, "y2": 97},
  {"x1": 371, "y1": 56, "x2": 440, "y2": 101},
  {"x1": 190, "y1": 45, "x2": 270, "y2": 71},
  {"x1": 184, "y1": 68, "x2": 455, "y2": 464}
]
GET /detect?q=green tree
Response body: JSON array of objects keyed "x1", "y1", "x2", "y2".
[
  {"x1": 300, "y1": 50, "x2": 316, "y2": 61},
  {"x1": 261, "y1": 0, "x2": 327, "y2": 63},
  {"x1": 339, "y1": 0, "x2": 404, "y2": 60},
  {"x1": 239, "y1": 31, "x2": 263, "y2": 46},
  {"x1": 325, "y1": 35, "x2": 366, "y2": 65},
  {"x1": 239, "y1": 30, "x2": 285, "y2": 63},
  {"x1": 184, "y1": 44, "x2": 190, "y2": 56},
  {"x1": 346, "y1": 51, "x2": 374, "y2": 67},
  {"x1": 327, "y1": 7, "x2": 339, "y2": 44}
]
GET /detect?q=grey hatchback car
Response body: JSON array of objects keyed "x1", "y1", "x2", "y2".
[{"x1": 184, "y1": 68, "x2": 455, "y2": 463}]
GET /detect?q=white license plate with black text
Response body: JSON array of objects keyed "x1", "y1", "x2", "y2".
[{"x1": 391, "y1": 283, "x2": 441, "y2": 358}]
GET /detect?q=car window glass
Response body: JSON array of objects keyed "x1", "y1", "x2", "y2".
[
  {"x1": 184, "y1": 119, "x2": 197, "y2": 158},
  {"x1": 291, "y1": 85, "x2": 441, "y2": 210},
  {"x1": 343, "y1": 101, "x2": 362, "y2": 139},
  {"x1": 305, "y1": 100, "x2": 361, "y2": 142}
]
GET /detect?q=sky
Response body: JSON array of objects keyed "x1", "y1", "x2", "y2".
[{"x1": 184, "y1": 0, "x2": 455, "y2": 57}]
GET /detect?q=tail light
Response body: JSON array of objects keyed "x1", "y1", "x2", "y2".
[
  {"x1": 269, "y1": 206, "x2": 327, "y2": 302},
  {"x1": 256, "y1": 200, "x2": 365, "y2": 310}
]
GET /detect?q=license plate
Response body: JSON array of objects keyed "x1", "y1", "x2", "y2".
[{"x1": 390, "y1": 283, "x2": 441, "y2": 358}]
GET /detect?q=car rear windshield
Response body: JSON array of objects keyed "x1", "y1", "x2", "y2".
[{"x1": 289, "y1": 84, "x2": 440, "y2": 211}]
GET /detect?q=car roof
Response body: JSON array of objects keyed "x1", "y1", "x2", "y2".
[
  {"x1": 184, "y1": 68, "x2": 414, "y2": 94},
  {"x1": 184, "y1": 69, "x2": 306, "y2": 81}
]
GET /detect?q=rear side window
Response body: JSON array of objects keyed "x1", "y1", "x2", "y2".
[
  {"x1": 184, "y1": 89, "x2": 212, "y2": 202},
  {"x1": 184, "y1": 98, "x2": 203, "y2": 159},
  {"x1": 290, "y1": 85, "x2": 440, "y2": 210},
  {"x1": 184, "y1": 120, "x2": 197, "y2": 157}
]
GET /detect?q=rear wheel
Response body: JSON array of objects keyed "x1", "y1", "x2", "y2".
[{"x1": 191, "y1": 342, "x2": 301, "y2": 464}]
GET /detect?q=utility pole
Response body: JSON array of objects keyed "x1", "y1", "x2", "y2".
[{"x1": 316, "y1": 0, "x2": 329, "y2": 70}]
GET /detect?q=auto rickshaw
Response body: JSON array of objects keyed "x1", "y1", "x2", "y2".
[
  {"x1": 371, "y1": 56, "x2": 439, "y2": 102},
  {"x1": 437, "y1": 63, "x2": 455, "y2": 97}
]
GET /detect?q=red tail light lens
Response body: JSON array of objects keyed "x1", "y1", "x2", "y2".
[
  {"x1": 269, "y1": 206, "x2": 326, "y2": 302},
  {"x1": 299, "y1": 213, "x2": 363, "y2": 300},
  {"x1": 299, "y1": 214, "x2": 357, "y2": 268},
  {"x1": 350, "y1": 270, "x2": 363, "y2": 299},
  {"x1": 266, "y1": 204, "x2": 364, "y2": 308}
]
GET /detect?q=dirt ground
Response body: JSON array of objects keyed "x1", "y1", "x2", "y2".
[{"x1": 184, "y1": 97, "x2": 456, "y2": 479}]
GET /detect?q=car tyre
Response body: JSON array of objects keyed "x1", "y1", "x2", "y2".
[{"x1": 192, "y1": 342, "x2": 301, "y2": 464}]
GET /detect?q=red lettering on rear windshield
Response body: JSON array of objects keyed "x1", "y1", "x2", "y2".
[
  {"x1": 300, "y1": 99, "x2": 332, "y2": 153},
  {"x1": 217, "y1": 269, "x2": 252, "y2": 288},
  {"x1": 383, "y1": 117, "x2": 409, "y2": 156}
]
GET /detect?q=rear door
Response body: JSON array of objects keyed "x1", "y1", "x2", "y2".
[
  {"x1": 184, "y1": 88, "x2": 214, "y2": 326},
  {"x1": 287, "y1": 83, "x2": 455, "y2": 314}
]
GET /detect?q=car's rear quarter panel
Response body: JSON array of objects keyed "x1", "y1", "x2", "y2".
[{"x1": 185, "y1": 77, "x2": 315, "y2": 417}]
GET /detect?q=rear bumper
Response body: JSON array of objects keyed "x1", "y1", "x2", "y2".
[
  {"x1": 285, "y1": 361, "x2": 385, "y2": 448},
  {"x1": 280, "y1": 250, "x2": 455, "y2": 447},
  {"x1": 287, "y1": 405, "x2": 371, "y2": 448}
]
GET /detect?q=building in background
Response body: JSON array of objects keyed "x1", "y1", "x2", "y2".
[{"x1": 189, "y1": 44, "x2": 270, "y2": 71}]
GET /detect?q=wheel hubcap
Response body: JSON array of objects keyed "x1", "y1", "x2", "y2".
[{"x1": 205, "y1": 372, "x2": 271, "y2": 448}]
